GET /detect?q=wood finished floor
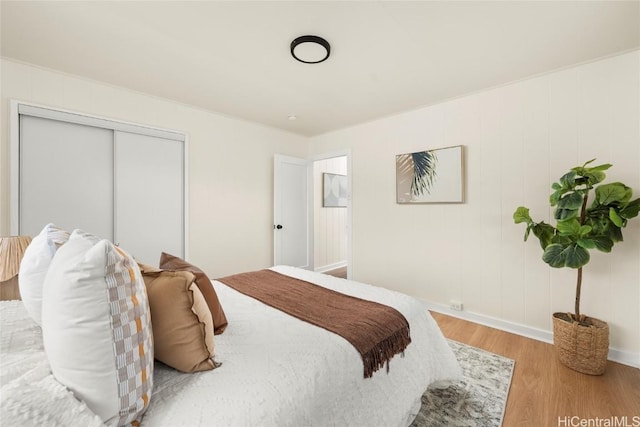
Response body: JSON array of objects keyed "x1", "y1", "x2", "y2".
[
  {"x1": 323, "y1": 268, "x2": 639, "y2": 425},
  {"x1": 323, "y1": 266, "x2": 347, "y2": 279},
  {"x1": 431, "y1": 312, "x2": 640, "y2": 427}
]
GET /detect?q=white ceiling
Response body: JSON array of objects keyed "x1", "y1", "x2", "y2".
[{"x1": 2, "y1": 1, "x2": 639, "y2": 137}]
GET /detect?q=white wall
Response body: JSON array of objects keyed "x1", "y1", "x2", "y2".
[
  {"x1": 309, "y1": 51, "x2": 640, "y2": 364},
  {"x1": 0, "y1": 59, "x2": 308, "y2": 277},
  {"x1": 3, "y1": 52, "x2": 638, "y2": 364},
  {"x1": 313, "y1": 156, "x2": 348, "y2": 271}
]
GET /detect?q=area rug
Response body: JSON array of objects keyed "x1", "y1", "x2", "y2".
[{"x1": 411, "y1": 340, "x2": 515, "y2": 427}]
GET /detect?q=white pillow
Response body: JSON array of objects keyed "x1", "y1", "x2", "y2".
[
  {"x1": 42, "y1": 229, "x2": 153, "y2": 426},
  {"x1": 18, "y1": 223, "x2": 70, "y2": 325}
]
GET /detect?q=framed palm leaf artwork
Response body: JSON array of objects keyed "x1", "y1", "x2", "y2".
[{"x1": 396, "y1": 145, "x2": 464, "y2": 204}]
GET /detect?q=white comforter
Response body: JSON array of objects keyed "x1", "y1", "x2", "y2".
[{"x1": 1, "y1": 266, "x2": 460, "y2": 427}]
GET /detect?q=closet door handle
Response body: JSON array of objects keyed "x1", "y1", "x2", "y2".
[{"x1": 274, "y1": 224, "x2": 283, "y2": 230}]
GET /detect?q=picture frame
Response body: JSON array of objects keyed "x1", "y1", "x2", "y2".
[
  {"x1": 323, "y1": 173, "x2": 347, "y2": 207},
  {"x1": 396, "y1": 145, "x2": 464, "y2": 204}
]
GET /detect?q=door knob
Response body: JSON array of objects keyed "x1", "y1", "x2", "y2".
[{"x1": 274, "y1": 224, "x2": 283, "y2": 230}]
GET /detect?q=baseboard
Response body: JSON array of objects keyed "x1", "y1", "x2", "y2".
[
  {"x1": 314, "y1": 261, "x2": 347, "y2": 273},
  {"x1": 422, "y1": 300, "x2": 640, "y2": 369}
]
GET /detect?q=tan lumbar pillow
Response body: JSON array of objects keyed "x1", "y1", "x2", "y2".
[{"x1": 139, "y1": 264, "x2": 217, "y2": 373}]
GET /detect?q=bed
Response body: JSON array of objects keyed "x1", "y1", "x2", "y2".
[{"x1": 1, "y1": 264, "x2": 460, "y2": 426}]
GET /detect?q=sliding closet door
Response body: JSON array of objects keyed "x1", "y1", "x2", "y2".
[
  {"x1": 19, "y1": 115, "x2": 114, "y2": 239},
  {"x1": 14, "y1": 102, "x2": 187, "y2": 261},
  {"x1": 114, "y1": 131, "x2": 184, "y2": 265}
]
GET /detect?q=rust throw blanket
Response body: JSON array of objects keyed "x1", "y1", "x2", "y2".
[{"x1": 217, "y1": 269, "x2": 411, "y2": 378}]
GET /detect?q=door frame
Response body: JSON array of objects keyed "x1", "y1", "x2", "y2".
[{"x1": 310, "y1": 149, "x2": 352, "y2": 279}]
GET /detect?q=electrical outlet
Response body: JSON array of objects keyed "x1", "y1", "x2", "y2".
[{"x1": 449, "y1": 300, "x2": 463, "y2": 311}]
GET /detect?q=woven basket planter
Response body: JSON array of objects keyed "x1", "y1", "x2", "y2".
[{"x1": 552, "y1": 312, "x2": 609, "y2": 375}]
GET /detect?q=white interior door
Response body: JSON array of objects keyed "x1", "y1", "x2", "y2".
[{"x1": 273, "y1": 155, "x2": 310, "y2": 269}]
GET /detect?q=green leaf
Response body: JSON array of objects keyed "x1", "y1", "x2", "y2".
[
  {"x1": 551, "y1": 234, "x2": 572, "y2": 245},
  {"x1": 542, "y1": 243, "x2": 590, "y2": 268},
  {"x1": 609, "y1": 208, "x2": 624, "y2": 227},
  {"x1": 531, "y1": 222, "x2": 555, "y2": 249},
  {"x1": 591, "y1": 236, "x2": 614, "y2": 253},
  {"x1": 559, "y1": 171, "x2": 576, "y2": 189},
  {"x1": 579, "y1": 225, "x2": 592, "y2": 236},
  {"x1": 571, "y1": 159, "x2": 596, "y2": 172},
  {"x1": 556, "y1": 218, "x2": 581, "y2": 236},
  {"x1": 513, "y1": 207, "x2": 532, "y2": 224},
  {"x1": 542, "y1": 244, "x2": 566, "y2": 268},
  {"x1": 577, "y1": 238, "x2": 596, "y2": 249},
  {"x1": 564, "y1": 244, "x2": 590, "y2": 268},
  {"x1": 584, "y1": 171, "x2": 606, "y2": 185},
  {"x1": 556, "y1": 191, "x2": 584, "y2": 210},
  {"x1": 585, "y1": 219, "x2": 604, "y2": 236},
  {"x1": 573, "y1": 176, "x2": 589, "y2": 187},
  {"x1": 620, "y1": 198, "x2": 640, "y2": 219},
  {"x1": 554, "y1": 208, "x2": 579, "y2": 221},
  {"x1": 410, "y1": 151, "x2": 438, "y2": 197},
  {"x1": 587, "y1": 163, "x2": 612, "y2": 172},
  {"x1": 595, "y1": 183, "x2": 632, "y2": 206},
  {"x1": 572, "y1": 159, "x2": 608, "y2": 174},
  {"x1": 605, "y1": 225, "x2": 624, "y2": 243},
  {"x1": 551, "y1": 182, "x2": 561, "y2": 191}
]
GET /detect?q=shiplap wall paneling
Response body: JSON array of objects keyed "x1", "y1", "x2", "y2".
[
  {"x1": 607, "y1": 54, "x2": 640, "y2": 354},
  {"x1": 444, "y1": 100, "x2": 478, "y2": 316},
  {"x1": 477, "y1": 88, "x2": 505, "y2": 320},
  {"x1": 576, "y1": 59, "x2": 615, "y2": 328},
  {"x1": 547, "y1": 67, "x2": 581, "y2": 328},
  {"x1": 313, "y1": 156, "x2": 347, "y2": 271},
  {"x1": 309, "y1": 50, "x2": 640, "y2": 362},
  {"x1": 499, "y1": 84, "x2": 527, "y2": 325},
  {"x1": 520, "y1": 77, "x2": 551, "y2": 331},
  {"x1": 445, "y1": 99, "x2": 481, "y2": 320},
  {"x1": 583, "y1": 54, "x2": 640, "y2": 352}
]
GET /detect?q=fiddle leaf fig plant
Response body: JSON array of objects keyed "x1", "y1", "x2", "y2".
[{"x1": 513, "y1": 159, "x2": 640, "y2": 322}]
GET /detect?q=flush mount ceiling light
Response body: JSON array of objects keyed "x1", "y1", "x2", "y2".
[{"x1": 290, "y1": 35, "x2": 330, "y2": 64}]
